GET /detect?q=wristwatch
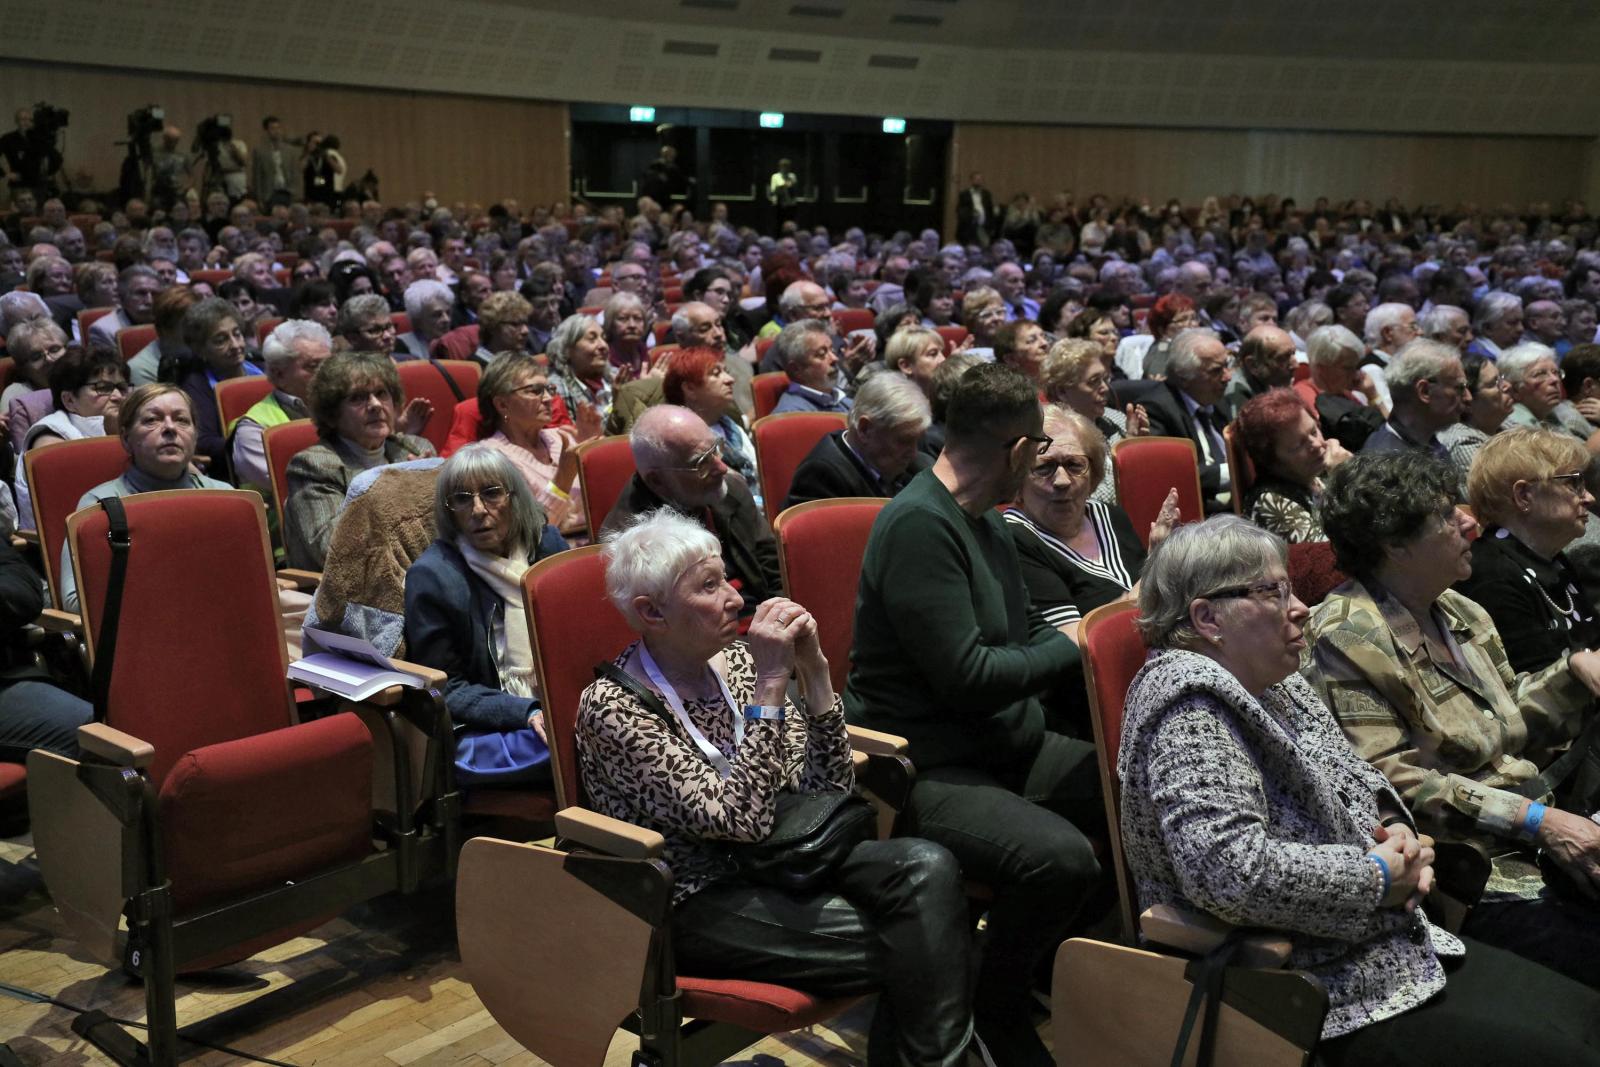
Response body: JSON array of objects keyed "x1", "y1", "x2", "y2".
[{"x1": 743, "y1": 704, "x2": 785, "y2": 722}]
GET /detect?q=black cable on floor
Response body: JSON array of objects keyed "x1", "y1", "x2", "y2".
[{"x1": 0, "y1": 979, "x2": 300, "y2": 1067}]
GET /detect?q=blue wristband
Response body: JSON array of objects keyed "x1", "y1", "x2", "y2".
[
  {"x1": 1367, "y1": 852, "x2": 1391, "y2": 900},
  {"x1": 1521, "y1": 802, "x2": 1547, "y2": 841},
  {"x1": 743, "y1": 704, "x2": 785, "y2": 722}
]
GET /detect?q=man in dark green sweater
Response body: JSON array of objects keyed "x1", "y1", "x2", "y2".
[{"x1": 846, "y1": 362, "x2": 1102, "y2": 1067}]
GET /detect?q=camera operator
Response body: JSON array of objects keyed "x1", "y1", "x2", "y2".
[
  {"x1": 0, "y1": 106, "x2": 64, "y2": 202},
  {"x1": 301, "y1": 132, "x2": 346, "y2": 210},
  {"x1": 193, "y1": 115, "x2": 249, "y2": 201}
]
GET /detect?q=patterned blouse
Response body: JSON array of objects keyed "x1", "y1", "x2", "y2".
[
  {"x1": 1436, "y1": 422, "x2": 1491, "y2": 493},
  {"x1": 577, "y1": 640, "x2": 854, "y2": 904},
  {"x1": 1246, "y1": 476, "x2": 1325, "y2": 544},
  {"x1": 1120, "y1": 649, "x2": 1462, "y2": 1040}
]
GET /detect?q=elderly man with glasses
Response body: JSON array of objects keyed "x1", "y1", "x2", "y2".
[{"x1": 600, "y1": 403, "x2": 781, "y2": 618}]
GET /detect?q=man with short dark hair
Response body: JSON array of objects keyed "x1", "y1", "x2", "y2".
[
  {"x1": 848, "y1": 361, "x2": 1099, "y2": 1067},
  {"x1": 251, "y1": 115, "x2": 296, "y2": 206}
]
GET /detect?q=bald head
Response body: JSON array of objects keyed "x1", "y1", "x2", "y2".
[
  {"x1": 1239, "y1": 325, "x2": 1297, "y2": 388},
  {"x1": 631, "y1": 404, "x2": 727, "y2": 508},
  {"x1": 779, "y1": 280, "x2": 831, "y2": 323}
]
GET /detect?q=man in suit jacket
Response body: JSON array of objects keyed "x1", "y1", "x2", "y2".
[
  {"x1": 955, "y1": 172, "x2": 997, "y2": 247},
  {"x1": 600, "y1": 404, "x2": 781, "y2": 617},
  {"x1": 784, "y1": 373, "x2": 932, "y2": 510},
  {"x1": 1115, "y1": 327, "x2": 1234, "y2": 511}
]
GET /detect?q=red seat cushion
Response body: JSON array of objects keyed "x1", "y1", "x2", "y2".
[
  {"x1": 677, "y1": 976, "x2": 856, "y2": 1031},
  {"x1": 0, "y1": 761, "x2": 24, "y2": 801},
  {"x1": 159, "y1": 712, "x2": 374, "y2": 919}
]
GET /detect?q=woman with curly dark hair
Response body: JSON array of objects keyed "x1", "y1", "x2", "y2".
[{"x1": 1306, "y1": 450, "x2": 1600, "y2": 989}]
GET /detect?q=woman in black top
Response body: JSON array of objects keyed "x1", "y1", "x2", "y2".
[{"x1": 1457, "y1": 427, "x2": 1600, "y2": 675}]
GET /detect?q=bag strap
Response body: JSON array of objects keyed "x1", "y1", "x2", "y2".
[
  {"x1": 431, "y1": 360, "x2": 465, "y2": 403},
  {"x1": 1514, "y1": 707, "x2": 1600, "y2": 800},
  {"x1": 1169, "y1": 932, "x2": 1250, "y2": 1067},
  {"x1": 91, "y1": 496, "x2": 132, "y2": 722},
  {"x1": 594, "y1": 660, "x2": 673, "y2": 726}
]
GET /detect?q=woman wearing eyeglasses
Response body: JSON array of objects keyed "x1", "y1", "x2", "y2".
[
  {"x1": 404, "y1": 444, "x2": 569, "y2": 787},
  {"x1": 13, "y1": 350, "x2": 129, "y2": 532},
  {"x1": 1122, "y1": 514, "x2": 1600, "y2": 1063},
  {"x1": 1437, "y1": 351, "x2": 1516, "y2": 490},
  {"x1": 1307, "y1": 451, "x2": 1600, "y2": 990},
  {"x1": 1039, "y1": 338, "x2": 1149, "y2": 504},
  {"x1": 477, "y1": 352, "x2": 585, "y2": 535}
]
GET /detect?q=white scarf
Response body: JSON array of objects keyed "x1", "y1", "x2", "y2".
[{"x1": 458, "y1": 540, "x2": 538, "y2": 699}]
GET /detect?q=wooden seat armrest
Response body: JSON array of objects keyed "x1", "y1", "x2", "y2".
[
  {"x1": 275, "y1": 568, "x2": 321, "y2": 591},
  {"x1": 14, "y1": 529, "x2": 39, "y2": 547},
  {"x1": 37, "y1": 608, "x2": 82, "y2": 633},
  {"x1": 388, "y1": 655, "x2": 447, "y2": 689},
  {"x1": 1139, "y1": 905, "x2": 1292, "y2": 968},
  {"x1": 846, "y1": 724, "x2": 909, "y2": 756},
  {"x1": 77, "y1": 723, "x2": 154, "y2": 770},
  {"x1": 555, "y1": 807, "x2": 666, "y2": 859}
]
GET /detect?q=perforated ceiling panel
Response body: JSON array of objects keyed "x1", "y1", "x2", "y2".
[{"x1": 3, "y1": 0, "x2": 1598, "y2": 134}]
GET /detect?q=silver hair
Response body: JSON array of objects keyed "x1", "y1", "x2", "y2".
[
  {"x1": 1472, "y1": 290, "x2": 1523, "y2": 331},
  {"x1": 402, "y1": 278, "x2": 452, "y2": 321},
  {"x1": 545, "y1": 313, "x2": 600, "y2": 371},
  {"x1": 1362, "y1": 302, "x2": 1414, "y2": 348},
  {"x1": 669, "y1": 303, "x2": 700, "y2": 344},
  {"x1": 1385, "y1": 339, "x2": 1460, "y2": 399},
  {"x1": 337, "y1": 293, "x2": 392, "y2": 335},
  {"x1": 629, "y1": 404, "x2": 702, "y2": 472},
  {"x1": 602, "y1": 290, "x2": 645, "y2": 332},
  {"x1": 778, "y1": 280, "x2": 818, "y2": 318},
  {"x1": 849, "y1": 370, "x2": 931, "y2": 433},
  {"x1": 1165, "y1": 327, "x2": 1223, "y2": 382},
  {"x1": 1498, "y1": 342, "x2": 1559, "y2": 386},
  {"x1": 602, "y1": 508, "x2": 721, "y2": 628},
  {"x1": 117, "y1": 264, "x2": 160, "y2": 296},
  {"x1": 1135, "y1": 514, "x2": 1286, "y2": 650},
  {"x1": 5, "y1": 317, "x2": 65, "y2": 360},
  {"x1": 0, "y1": 291, "x2": 50, "y2": 332},
  {"x1": 262, "y1": 319, "x2": 332, "y2": 371},
  {"x1": 1305, "y1": 324, "x2": 1364, "y2": 367},
  {"x1": 1285, "y1": 300, "x2": 1332, "y2": 338},
  {"x1": 432, "y1": 443, "x2": 547, "y2": 556},
  {"x1": 1419, "y1": 304, "x2": 1468, "y2": 340},
  {"x1": 774, "y1": 319, "x2": 831, "y2": 372}
]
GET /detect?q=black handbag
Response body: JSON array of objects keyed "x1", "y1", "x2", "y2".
[{"x1": 594, "y1": 661, "x2": 874, "y2": 892}]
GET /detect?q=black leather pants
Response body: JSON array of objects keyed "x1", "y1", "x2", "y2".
[{"x1": 672, "y1": 836, "x2": 975, "y2": 1067}]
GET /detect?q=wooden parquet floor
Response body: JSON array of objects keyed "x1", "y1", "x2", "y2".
[{"x1": 0, "y1": 830, "x2": 889, "y2": 1067}]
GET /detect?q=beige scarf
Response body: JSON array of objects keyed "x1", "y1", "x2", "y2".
[{"x1": 458, "y1": 540, "x2": 538, "y2": 699}]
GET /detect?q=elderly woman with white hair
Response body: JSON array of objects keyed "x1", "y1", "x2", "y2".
[
  {"x1": 396, "y1": 278, "x2": 455, "y2": 361},
  {"x1": 783, "y1": 371, "x2": 933, "y2": 510},
  {"x1": 1122, "y1": 513, "x2": 1600, "y2": 1063},
  {"x1": 578, "y1": 509, "x2": 977, "y2": 1067},
  {"x1": 1500, "y1": 342, "x2": 1593, "y2": 441},
  {"x1": 547, "y1": 313, "x2": 614, "y2": 424},
  {"x1": 602, "y1": 290, "x2": 653, "y2": 381},
  {"x1": 1468, "y1": 291, "x2": 1526, "y2": 361},
  {"x1": 403, "y1": 444, "x2": 569, "y2": 785},
  {"x1": 1297, "y1": 323, "x2": 1385, "y2": 450},
  {"x1": 3, "y1": 318, "x2": 68, "y2": 412}
]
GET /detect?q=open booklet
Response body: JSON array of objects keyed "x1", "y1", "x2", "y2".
[{"x1": 287, "y1": 627, "x2": 430, "y2": 701}]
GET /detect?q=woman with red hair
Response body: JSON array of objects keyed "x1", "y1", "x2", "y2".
[
  {"x1": 1234, "y1": 386, "x2": 1351, "y2": 542},
  {"x1": 663, "y1": 346, "x2": 758, "y2": 486},
  {"x1": 1117, "y1": 293, "x2": 1198, "y2": 380}
]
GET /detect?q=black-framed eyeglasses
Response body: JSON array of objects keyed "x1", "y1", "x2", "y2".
[
  {"x1": 1197, "y1": 578, "x2": 1291, "y2": 607},
  {"x1": 445, "y1": 485, "x2": 509, "y2": 513},
  {"x1": 84, "y1": 380, "x2": 131, "y2": 396},
  {"x1": 1542, "y1": 472, "x2": 1586, "y2": 493},
  {"x1": 1003, "y1": 432, "x2": 1054, "y2": 457}
]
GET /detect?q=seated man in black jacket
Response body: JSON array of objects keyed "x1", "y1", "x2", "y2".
[
  {"x1": 1115, "y1": 327, "x2": 1235, "y2": 512},
  {"x1": 783, "y1": 372, "x2": 932, "y2": 510},
  {"x1": 600, "y1": 404, "x2": 781, "y2": 617},
  {"x1": 0, "y1": 539, "x2": 89, "y2": 764}
]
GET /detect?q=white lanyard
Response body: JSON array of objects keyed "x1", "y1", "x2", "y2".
[{"x1": 638, "y1": 643, "x2": 743, "y2": 779}]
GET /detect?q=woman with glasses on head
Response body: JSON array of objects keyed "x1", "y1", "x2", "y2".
[
  {"x1": 477, "y1": 351, "x2": 585, "y2": 535},
  {"x1": 1122, "y1": 514, "x2": 1600, "y2": 1064},
  {"x1": 1307, "y1": 451, "x2": 1600, "y2": 990},
  {"x1": 404, "y1": 444, "x2": 569, "y2": 787}
]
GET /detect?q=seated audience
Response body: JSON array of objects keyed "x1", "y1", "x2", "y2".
[
  {"x1": 1062, "y1": 308, "x2": 1121, "y2": 372},
  {"x1": 86, "y1": 265, "x2": 161, "y2": 352},
  {"x1": 1439, "y1": 351, "x2": 1515, "y2": 487},
  {"x1": 337, "y1": 293, "x2": 403, "y2": 358},
  {"x1": 64, "y1": 384, "x2": 232, "y2": 612},
  {"x1": 403, "y1": 444, "x2": 568, "y2": 786},
  {"x1": 662, "y1": 345, "x2": 756, "y2": 486},
  {"x1": 1221, "y1": 324, "x2": 1297, "y2": 416},
  {"x1": 3, "y1": 319, "x2": 66, "y2": 417},
  {"x1": 127, "y1": 284, "x2": 198, "y2": 387},
  {"x1": 477, "y1": 352, "x2": 585, "y2": 533},
  {"x1": 174, "y1": 297, "x2": 263, "y2": 477},
  {"x1": 1040, "y1": 337, "x2": 1150, "y2": 504},
  {"x1": 993, "y1": 319, "x2": 1049, "y2": 384},
  {"x1": 920, "y1": 352, "x2": 980, "y2": 459},
  {"x1": 287, "y1": 278, "x2": 339, "y2": 332},
  {"x1": 783, "y1": 372, "x2": 931, "y2": 510},
  {"x1": 472, "y1": 290, "x2": 532, "y2": 365},
  {"x1": 13, "y1": 351, "x2": 128, "y2": 531},
  {"x1": 602, "y1": 291, "x2": 652, "y2": 378},
  {"x1": 578, "y1": 510, "x2": 975, "y2": 1067},
  {"x1": 547, "y1": 313, "x2": 613, "y2": 424},
  {"x1": 1297, "y1": 323, "x2": 1384, "y2": 451},
  {"x1": 885, "y1": 325, "x2": 946, "y2": 403},
  {"x1": 1124, "y1": 293, "x2": 1200, "y2": 380},
  {"x1": 1119, "y1": 328, "x2": 1235, "y2": 511},
  {"x1": 1501, "y1": 342, "x2": 1592, "y2": 441},
  {"x1": 397, "y1": 279, "x2": 454, "y2": 360},
  {"x1": 1123, "y1": 514, "x2": 1600, "y2": 1063},
  {"x1": 1361, "y1": 339, "x2": 1466, "y2": 459},
  {"x1": 961, "y1": 287, "x2": 1006, "y2": 360},
  {"x1": 846, "y1": 362, "x2": 1102, "y2": 1067},
  {"x1": 1308, "y1": 451, "x2": 1600, "y2": 987},
  {"x1": 230, "y1": 319, "x2": 330, "y2": 493},
  {"x1": 772, "y1": 320, "x2": 852, "y2": 415},
  {"x1": 601, "y1": 405, "x2": 780, "y2": 617},
  {"x1": 283, "y1": 352, "x2": 435, "y2": 570},
  {"x1": 1467, "y1": 291, "x2": 1524, "y2": 361},
  {"x1": 1236, "y1": 387, "x2": 1352, "y2": 542},
  {"x1": 1456, "y1": 428, "x2": 1600, "y2": 674}
]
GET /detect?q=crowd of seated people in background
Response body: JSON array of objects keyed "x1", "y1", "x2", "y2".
[{"x1": 13, "y1": 156, "x2": 1600, "y2": 1063}]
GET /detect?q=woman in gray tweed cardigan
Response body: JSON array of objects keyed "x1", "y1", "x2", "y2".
[{"x1": 1118, "y1": 515, "x2": 1600, "y2": 1063}]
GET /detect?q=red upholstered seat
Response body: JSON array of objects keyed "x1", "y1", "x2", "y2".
[
  {"x1": 255, "y1": 316, "x2": 285, "y2": 346},
  {"x1": 458, "y1": 788, "x2": 557, "y2": 822},
  {"x1": 25, "y1": 436, "x2": 128, "y2": 608},
  {"x1": 753, "y1": 412, "x2": 848, "y2": 524},
  {"x1": 215, "y1": 376, "x2": 274, "y2": 435},
  {"x1": 396, "y1": 360, "x2": 481, "y2": 452},
  {"x1": 934, "y1": 325, "x2": 969, "y2": 353},
  {"x1": 677, "y1": 977, "x2": 854, "y2": 1030},
  {"x1": 77, "y1": 307, "x2": 116, "y2": 343},
  {"x1": 831, "y1": 308, "x2": 874, "y2": 335},
  {"x1": 116, "y1": 325, "x2": 157, "y2": 364},
  {"x1": 752, "y1": 370, "x2": 788, "y2": 420},
  {"x1": 1111, "y1": 436, "x2": 1204, "y2": 549},
  {"x1": 1222, "y1": 422, "x2": 1255, "y2": 516},
  {"x1": 431, "y1": 324, "x2": 480, "y2": 362},
  {"x1": 1287, "y1": 540, "x2": 1346, "y2": 607},
  {"x1": 263, "y1": 419, "x2": 322, "y2": 523},
  {"x1": 0, "y1": 761, "x2": 24, "y2": 802},
  {"x1": 774, "y1": 497, "x2": 886, "y2": 697},
  {"x1": 1079, "y1": 599, "x2": 1146, "y2": 938},
  {"x1": 573, "y1": 435, "x2": 635, "y2": 534},
  {"x1": 391, "y1": 312, "x2": 412, "y2": 335}
]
